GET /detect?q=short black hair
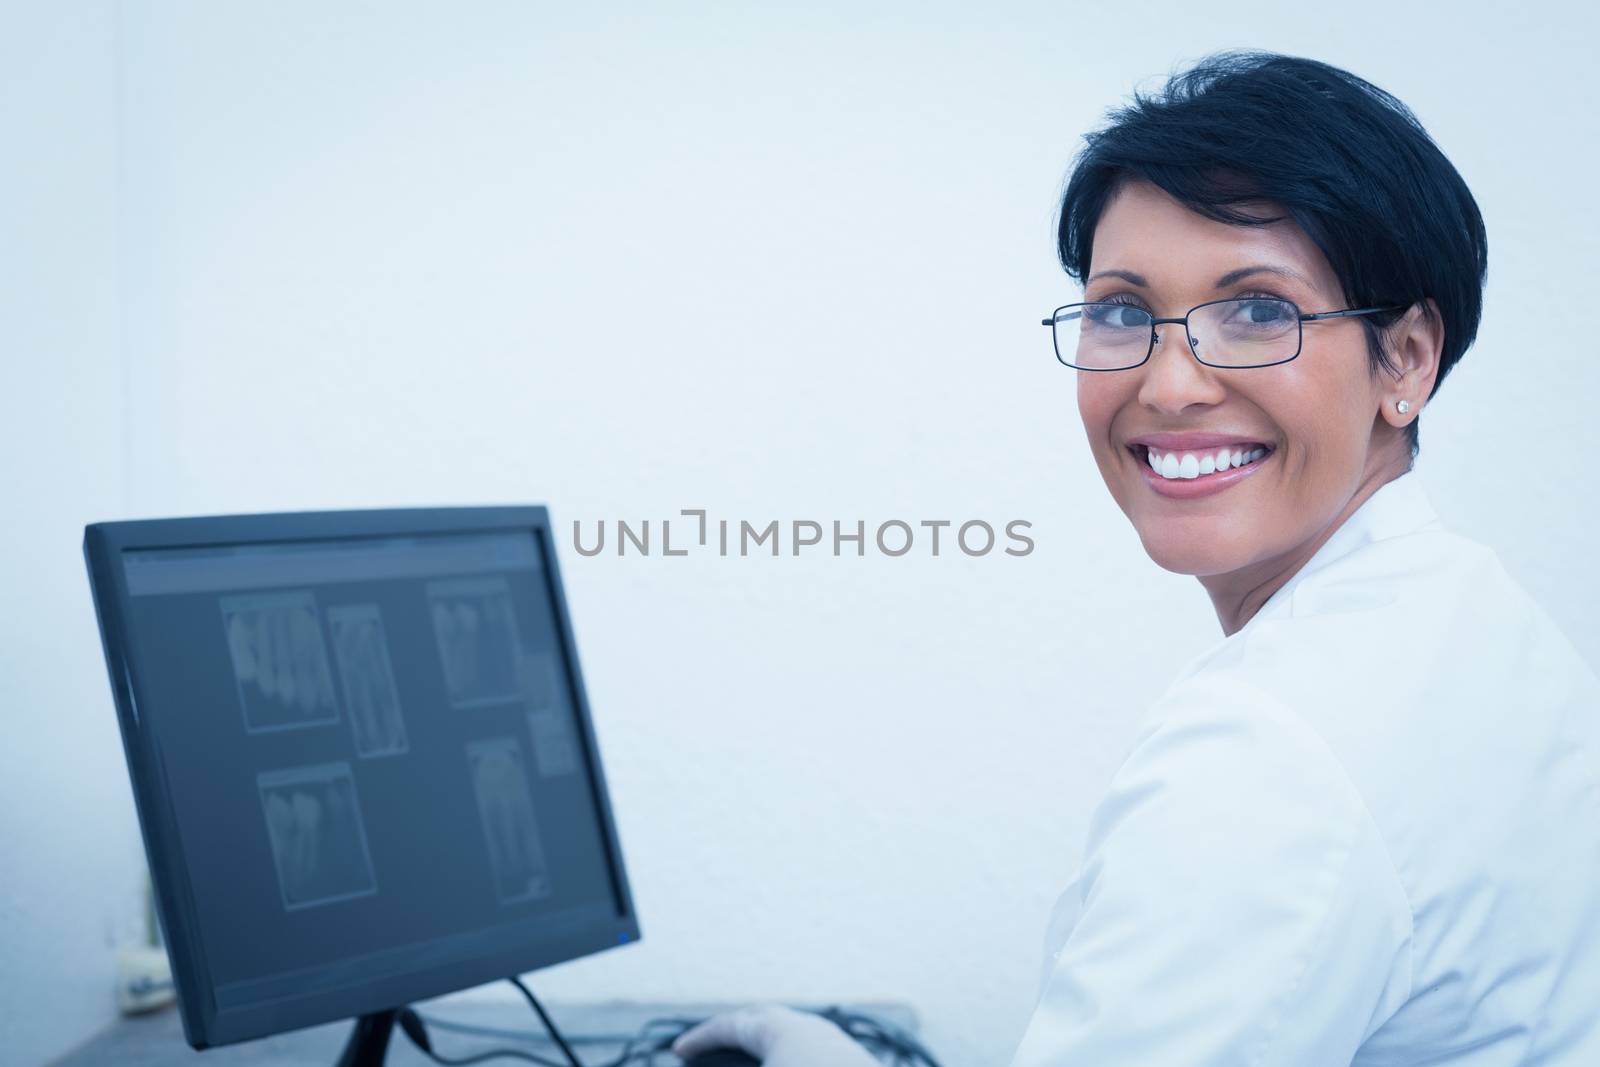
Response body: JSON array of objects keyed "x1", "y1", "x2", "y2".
[{"x1": 1056, "y1": 50, "x2": 1488, "y2": 461}]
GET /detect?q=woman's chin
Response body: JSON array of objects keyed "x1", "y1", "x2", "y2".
[{"x1": 1137, "y1": 531, "x2": 1249, "y2": 578}]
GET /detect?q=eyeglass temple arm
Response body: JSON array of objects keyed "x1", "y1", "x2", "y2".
[{"x1": 1299, "y1": 305, "x2": 1406, "y2": 322}]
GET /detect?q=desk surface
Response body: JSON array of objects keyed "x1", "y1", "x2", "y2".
[{"x1": 48, "y1": 999, "x2": 920, "y2": 1067}]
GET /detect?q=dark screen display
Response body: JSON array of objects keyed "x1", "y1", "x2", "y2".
[{"x1": 119, "y1": 530, "x2": 619, "y2": 1008}]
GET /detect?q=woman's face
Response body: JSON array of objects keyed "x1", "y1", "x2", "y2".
[{"x1": 1076, "y1": 178, "x2": 1414, "y2": 581}]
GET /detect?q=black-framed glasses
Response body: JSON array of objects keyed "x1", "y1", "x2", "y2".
[{"x1": 1041, "y1": 297, "x2": 1405, "y2": 371}]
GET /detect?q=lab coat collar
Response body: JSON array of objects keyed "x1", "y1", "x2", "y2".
[{"x1": 1248, "y1": 468, "x2": 1442, "y2": 630}]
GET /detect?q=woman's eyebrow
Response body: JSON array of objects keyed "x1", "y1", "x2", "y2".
[
  {"x1": 1085, "y1": 264, "x2": 1313, "y2": 289},
  {"x1": 1085, "y1": 269, "x2": 1148, "y2": 286},
  {"x1": 1213, "y1": 264, "x2": 1312, "y2": 288}
]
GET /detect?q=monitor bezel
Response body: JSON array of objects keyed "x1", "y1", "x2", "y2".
[{"x1": 83, "y1": 506, "x2": 641, "y2": 1049}]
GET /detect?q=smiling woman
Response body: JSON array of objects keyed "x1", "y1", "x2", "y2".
[
  {"x1": 670, "y1": 49, "x2": 1600, "y2": 1067},
  {"x1": 1069, "y1": 176, "x2": 1438, "y2": 634},
  {"x1": 1014, "y1": 49, "x2": 1600, "y2": 1067}
]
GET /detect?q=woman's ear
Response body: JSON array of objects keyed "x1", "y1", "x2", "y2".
[{"x1": 1382, "y1": 297, "x2": 1443, "y2": 428}]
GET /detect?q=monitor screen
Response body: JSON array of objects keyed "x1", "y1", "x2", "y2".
[{"x1": 85, "y1": 512, "x2": 638, "y2": 1048}]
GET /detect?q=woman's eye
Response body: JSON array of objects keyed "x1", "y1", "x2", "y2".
[
  {"x1": 1088, "y1": 303, "x2": 1148, "y2": 328},
  {"x1": 1236, "y1": 299, "x2": 1292, "y2": 325}
]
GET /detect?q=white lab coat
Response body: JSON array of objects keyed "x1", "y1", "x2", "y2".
[{"x1": 1011, "y1": 470, "x2": 1600, "y2": 1066}]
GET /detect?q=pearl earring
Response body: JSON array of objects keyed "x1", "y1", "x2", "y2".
[{"x1": 1396, "y1": 400, "x2": 1410, "y2": 414}]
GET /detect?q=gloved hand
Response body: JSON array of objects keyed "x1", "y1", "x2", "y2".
[{"x1": 670, "y1": 1003, "x2": 880, "y2": 1066}]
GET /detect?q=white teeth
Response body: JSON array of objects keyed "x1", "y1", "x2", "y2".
[{"x1": 1144, "y1": 445, "x2": 1270, "y2": 480}]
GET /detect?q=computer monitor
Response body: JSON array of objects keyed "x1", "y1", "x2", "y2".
[{"x1": 83, "y1": 507, "x2": 640, "y2": 1061}]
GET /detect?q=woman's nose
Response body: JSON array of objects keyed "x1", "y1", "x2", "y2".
[{"x1": 1139, "y1": 323, "x2": 1225, "y2": 413}]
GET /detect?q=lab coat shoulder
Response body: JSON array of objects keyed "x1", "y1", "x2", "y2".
[
  {"x1": 1193, "y1": 524, "x2": 1600, "y2": 800},
  {"x1": 1012, "y1": 669, "x2": 1414, "y2": 1067},
  {"x1": 1225, "y1": 524, "x2": 1591, "y2": 711},
  {"x1": 1211, "y1": 526, "x2": 1600, "y2": 1060}
]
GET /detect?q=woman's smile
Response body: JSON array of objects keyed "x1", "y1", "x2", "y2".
[{"x1": 1129, "y1": 438, "x2": 1276, "y2": 499}]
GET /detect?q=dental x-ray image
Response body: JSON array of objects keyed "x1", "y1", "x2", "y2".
[
  {"x1": 327, "y1": 603, "x2": 409, "y2": 758},
  {"x1": 429, "y1": 577, "x2": 524, "y2": 709},
  {"x1": 467, "y1": 737, "x2": 554, "y2": 904},
  {"x1": 513, "y1": 654, "x2": 578, "y2": 776},
  {"x1": 526, "y1": 710, "x2": 580, "y2": 778},
  {"x1": 257, "y1": 763, "x2": 378, "y2": 911},
  {"x1": 517, "y1": 652, "x2": 562, "y2": 710},
  {"x1": 222, "y1": 591, "x2": 340, "y2": 734}
]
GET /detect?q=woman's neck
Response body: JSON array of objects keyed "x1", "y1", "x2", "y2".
[{"x1": 1200, "y1": 456, "x2": 1412, "y2": 636}]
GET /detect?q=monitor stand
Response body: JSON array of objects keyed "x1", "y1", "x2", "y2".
[{"x1": 334, "y1": 1009, "x2": 399, "y2": 1067}]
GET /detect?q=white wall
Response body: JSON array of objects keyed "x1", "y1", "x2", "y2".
[
  {"x1": 0, "y1": 3, "x2": 145, "y2": 1065},
  {"x1": 6, "y1": 2, "x2": 1599, "y2": 1065}
]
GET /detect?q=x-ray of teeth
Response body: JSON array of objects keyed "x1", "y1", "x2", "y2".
[
  {"x1": 327, "y1": 604, "x2": 409, "y2": 759},
  {"x1": 222, "y1": 591, "x2": 340, "y2": 734},
  {"x1": 428, "y1": 577, "x2": 524, "y2": 709},
  {"x1": 517, "y1": 653, "x2": 563, "y2": 711},
  {"x1": 526, "y1": 711, "x2": 579, "y2": 778},
  {"x1": 257, "y1": 763, "x2": 377, "y2": 911},
  {"x1": 467, "y1": 737, "x2": 553, "y2": 904}
]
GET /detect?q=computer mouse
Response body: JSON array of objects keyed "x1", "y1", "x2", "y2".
[{"x1": 681, "y1": 1048, "x2": 762, "y2": 1067}]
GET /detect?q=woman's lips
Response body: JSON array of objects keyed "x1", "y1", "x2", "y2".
[{"x1": 1132, "y1": 444, "x2": 1274, "y2": 500}]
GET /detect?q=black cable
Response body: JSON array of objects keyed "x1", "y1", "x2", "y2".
[
  {"x1": 408, "y1": 1009, "x2": 690, "y2": 1067},
  {"x1": 508, "y1": 975, "x2": 586, "y2": 1067},
  {"x1": 398, "y1": 1007, "x2": 571, "y2": 1067},
  {"x1": 419, "y1": 1014, "x2": 689, "y2": 1046},
  {"x1": 406, "y1": 998, "x2": 945, "y2": 1067},
  {"x1": 814, "y1": 1005, "x2": 942, "y2": 1067},
  {"x1": 419, "y1": 1012, "x2": 705, "y2": 1058}
]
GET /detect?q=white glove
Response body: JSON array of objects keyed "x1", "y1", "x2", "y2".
[{"x1": 670, "y1": 1003, "x2": 880, "y2": 1066}]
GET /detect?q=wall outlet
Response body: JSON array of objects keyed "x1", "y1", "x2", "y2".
[{"x1": 115, "y1": 945, "x2": 175, "y2": 1015}]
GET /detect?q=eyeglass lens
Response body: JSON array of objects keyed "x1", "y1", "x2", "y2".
[{"x1": 1051, "y1": 298, "x2": 1300, "y2": 369}]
